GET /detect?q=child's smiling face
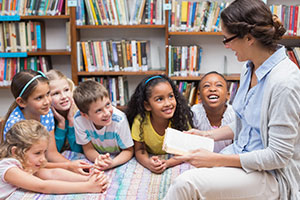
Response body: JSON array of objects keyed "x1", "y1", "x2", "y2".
[
  {"x1": 19, "y1": 82, "x2": 52, "y2": 117},
  {"x1": 83, "y1": 96, "x2": 113, "y2": 130},
  {"x1": 49, "y1": 79, "x2": 73, "y2": 112},
  {"x1": 199, "y1": 73, "x2": 229, "y2": 110},
  {"x1": 23, "y1": 138, "x2": 48, "y2": 174},
  {"x1": 144, "y1": 82, "x2": 177, "y2": 121}
]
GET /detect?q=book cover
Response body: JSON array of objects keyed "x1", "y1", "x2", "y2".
[
  {"x1": 163, "y1": 128, "x2": 214, "y2": 155},
  {"x1": 180, "y1": 1, "x2": 188, "y2": 31},
  {"x1": 81, "y1": 41, "x2": 88, "y2": 71},
  {"x1": 0, "y1": 24, "x2": 3, "y2": 52}
]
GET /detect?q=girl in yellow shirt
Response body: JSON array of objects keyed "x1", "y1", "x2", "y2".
[{"x1": 126, "y1": 75, "x2": 193, "y2": 174}]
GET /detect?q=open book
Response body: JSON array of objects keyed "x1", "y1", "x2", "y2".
[{"x1": 162, "y1": 128, "x2": 214, "y2": 155}]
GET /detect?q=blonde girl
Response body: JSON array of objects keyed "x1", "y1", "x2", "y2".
[
  {"x1": 46, "y1": 69, "x2": 82, "y2": 153},
  {"x1": 0, "y1": 120, "x2": 108, "y2": 199},
  {"x1": 2, "y1": 70, "x2": 91, "y2": 175}
]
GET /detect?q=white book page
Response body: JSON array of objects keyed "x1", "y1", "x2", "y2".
[{"x1": 163, "y1": 128, "x2": 214, "y2": 155}]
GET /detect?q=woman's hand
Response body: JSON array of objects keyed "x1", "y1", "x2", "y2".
[
  {"x1": 184, "y1": 129, "x2": 214, "y2": 139},
  {"x1": 174, "y1": 149, "x2": 219, "y2": 168},
  {"x1": 69, "y1": 160, "x2": 93, "y2": 175}
]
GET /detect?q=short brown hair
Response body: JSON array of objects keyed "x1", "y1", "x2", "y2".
[{"x1": 73, "y1": 80, "x2": 109, "y2": 114}]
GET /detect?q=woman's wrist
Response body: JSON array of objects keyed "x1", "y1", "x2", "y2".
[{"x1": 204, "y1": 130, "x2": 214, "y2": 140}]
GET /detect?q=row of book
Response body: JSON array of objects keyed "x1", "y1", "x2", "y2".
[
  {"x1": 0, "y1": 0, "x2": 69, "y2": 16},
  {"x1": 168, "y1": 45, "x2": 202, "y2": 77},
  {"x1": 80, "y1": 76, "x2": 129, "y2": 106},
  {"x1": 270, "y1": 5, "x2": 300, "y2": 36},
  {"x1": 0, "y1": 21, "x2": 42, "y2": 52},
  {"x1": 174, "y1": 80, "x2": 239, "y2": 106},
  {"x1": 77, "y1": 40, "x2": 150, "y2": 72},
  {"x1": 168, "y1": 1, "x2": 229, "y2": 32},
  {"x1": 76, "y1": 0, "x2": 165, "y2": 25},
  {"x1": 0, "y1": 56, "x2": 51, "y2": 86},
  {"x1": 287, "y1": 47, "x2": 300, "y2": 70},
  {"x1": 176, "y1": 81, "x2": 198, "y2": 106}
]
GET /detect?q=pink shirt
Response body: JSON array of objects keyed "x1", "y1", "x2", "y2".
[{"x1": 0, "y1": 158, "x2": 22, "y2": 199}]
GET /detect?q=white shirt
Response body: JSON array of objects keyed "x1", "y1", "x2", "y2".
[
  {"x1": 192, "y1": 103, "x2": 235, "y2": 152},
  {"x1": 0, "y1": 158, "x2": 22, "y2": 200}
]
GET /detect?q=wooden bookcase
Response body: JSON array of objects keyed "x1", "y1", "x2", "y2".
[
  {"x1": 67, "y1": 0, "x2": 300, "y2": 106},
  {"x1": 0, "y1": 14, "x2": 71, "y2": 89}
]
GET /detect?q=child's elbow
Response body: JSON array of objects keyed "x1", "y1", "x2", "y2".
[{"x1": 127, "y1": 146, "x2": 134, "y2": 157}]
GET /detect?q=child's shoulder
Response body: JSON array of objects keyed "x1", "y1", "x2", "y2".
[
  {"x1": 0, "y1": 158, "x2": 22, "y2": 169},
  {"x1": 111, "y1": 107, "x2": 127, "y2": 123},
  {"x1": 7, "y1": 106, "x2": 23, "y2": 119},
  {"x1": 191, "y1": 103, "x2": 205, "y2": 113},
  {"x1": 224, "y1": 104, "x2": 235, "y2": 117}
]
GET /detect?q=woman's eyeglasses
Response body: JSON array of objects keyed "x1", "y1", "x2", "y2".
[{"x1": 223, "y1": 34, "x2": 239, "y2": 45}]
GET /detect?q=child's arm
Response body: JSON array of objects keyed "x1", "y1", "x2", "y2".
[
  {"x1": 134, "y1": 141, "x2": 166, "y2": 174},
  {"x1": 5, "y1": 167, "x2": 108, "y2": 194},
  {"x1": 54, "y1": 127, "x2": 67, "y2": 152},
  {"x1": 95, "y1": 147, "x2": 134, "y2": 170},
  {"x1": 52, "y1": 106, "x2": 67, "y2": 152},
  {"x1": 45, "y1": 130, "x2": 92, "y2": 175},
  {"x1": 35, "y1": 168, "x2": 89, "y2": 181},
  {"x1": 111, "y1": 147, "x2": 133, "y2": 168},
  {"x1": 82, "y1": 141, "x2": 101, "y2": 162},
  {"x1": 46, "y1": 130, "x2": 72, "y2": 162}
]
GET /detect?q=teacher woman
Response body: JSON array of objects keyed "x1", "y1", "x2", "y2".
[{"x1": 164, "y1": 0, "x2": 300, "y2": 199}]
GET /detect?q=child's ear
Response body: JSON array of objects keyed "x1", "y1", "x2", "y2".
[
  {"x1": 197, "y1": 92, "x2": 202, "y2": 103},
  {"x1": 80, "y1": 111, "x2": 90, "y2": 120},
  {"x1": 144, "y1": 101, "x2": 151, "y2": 111},
  {"x1": 11, "y1": 146, "x2": 17, "y2": 156},
  {"x1": 15, "y1": 97, "x2": 26, "y2": 108},
  {"x1": 226, "y1": 92, "x2": 230, "y2": 102}
]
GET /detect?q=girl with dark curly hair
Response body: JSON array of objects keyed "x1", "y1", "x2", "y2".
[{"x1": 125, "y1": 74, "x2": 193, "y2": 174}]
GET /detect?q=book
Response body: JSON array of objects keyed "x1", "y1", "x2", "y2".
[
  {"x1": 180, "y1": 1, "x2": 188, "y2": 31},
  {"x1": 162, "y1": 127, "x2": 214, "y2": 155}
]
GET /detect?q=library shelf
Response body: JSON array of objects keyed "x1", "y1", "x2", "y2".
[
  {"x1": 20, "y1": 15, "x2": 70, "y2": 20},
  {"x1": 76, "y1": 25, "x2": 166, "y2": 29},
  {"x1": 170, "y1": 74, "x2": 240, "y2": 81},
  {"x1": 168, "y1": 32, "x2": 223, "y2": 36},
  {"x1": 77, "y1": 70, "x2": 165, "y2": 76},
  {"x1": 27, "y1": 49, "x2": 71, "y2": 56}
]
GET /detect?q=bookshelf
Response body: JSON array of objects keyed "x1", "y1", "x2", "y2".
[
  {"x1": 0, "y1": 0, "x2": 71, "y2": 86},
  {"x1": 1, "y1": 0, "x2": 300, "y2": 115},
  {"x1": 68, "y1": 0, "x2": 300, "y2": 107}
]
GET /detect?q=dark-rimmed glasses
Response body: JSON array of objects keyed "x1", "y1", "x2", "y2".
[{"x1": 222, "y1": 34, "x2": 239, "y2": 45}]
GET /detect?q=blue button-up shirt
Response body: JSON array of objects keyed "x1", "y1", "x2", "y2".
[{"x1": 221, "y1": 46, "x2": 287, "y2": 155}]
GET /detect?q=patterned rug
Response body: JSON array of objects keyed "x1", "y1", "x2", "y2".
[{"x1": 7, "y1": 151, "x2": 192, "y2": 200}]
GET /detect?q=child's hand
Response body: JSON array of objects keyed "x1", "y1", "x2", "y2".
[
  {"x1": 51, "y1": 106, "x2": 65, "y2": 129},
  {"x1": 148, "y1": 156, "x2": 167, "y2": 174},
  {"x1": 67, "y1": 98, "x2": 75, "y2": 126},
  {"x1": 88, "y1": 169, "x2": 108, "y2": 193},
  {"x1": 94, "y1": 153, "x2": 113, "y2": 171},
  {"x1": 69, "y1": 160, "x2": 93, "y2": 175}
]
